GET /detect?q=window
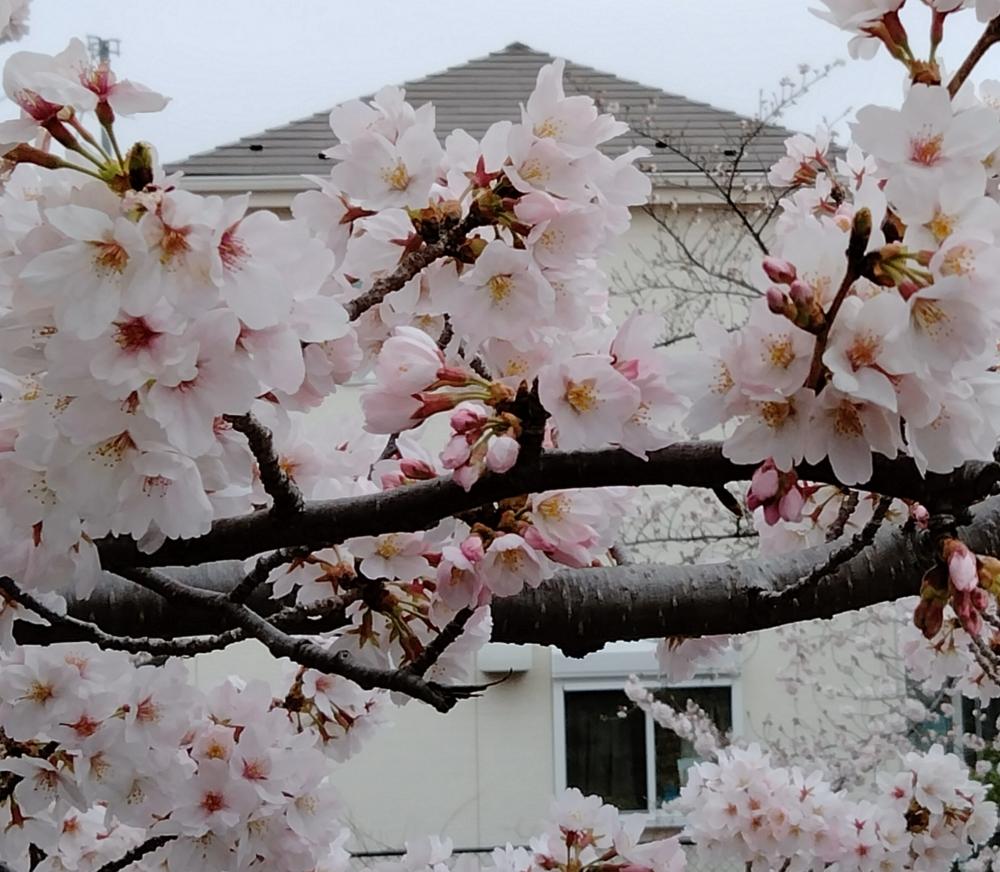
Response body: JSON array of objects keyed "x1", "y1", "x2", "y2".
[{"x1": 559, "y1": 683, "x2": 734, "y2": 815}]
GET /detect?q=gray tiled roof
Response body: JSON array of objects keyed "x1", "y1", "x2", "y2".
[{"x1": 166, "y1": 42, "x2": 791, "y2": 179}]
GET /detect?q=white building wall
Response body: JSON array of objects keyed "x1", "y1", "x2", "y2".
[{"x1": 184, "y1": 189, "x2": 903, "y2": 848}]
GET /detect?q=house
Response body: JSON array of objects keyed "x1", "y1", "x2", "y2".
[{"x1": 170, "y1": 44, "x2": 903, "y2": 852}]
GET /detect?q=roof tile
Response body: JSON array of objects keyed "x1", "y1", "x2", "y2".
[{"x1": 167, "y1": 42, "x2": 790, "y2": 179}]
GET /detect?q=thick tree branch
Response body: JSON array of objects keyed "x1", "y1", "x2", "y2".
[
  {"x1": 492, "y1": 494, "x2": 1000, "y2": 655},
  {"x1": 23, "y1": 494, "x2": 1000, "y2": 660},
  {"x1": 95, "y1": 442, "x2": 1000, "y2": 570}
]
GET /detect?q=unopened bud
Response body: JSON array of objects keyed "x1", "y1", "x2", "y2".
[
  {"x1": 96, "y1": 100, "x2": 115, "y2": 129},
  {"x1": 762, "y1": 257, "x2": 797, "y2": 285},
  {"x1": 413, "y1": 391, "x2": 460, "y2": 421},
  {"x1": 788, "y1": 280, "x2": 812, "y2": 307},
  {"x1": 849, "y1": 207, "x2": 872, "y2": 259},
  {"x1": 42, "y1": 118, "x2": 80, "y2": 152},
  {"x1": 450, "y1": 405, "x2": 488, "y2": 434},
  {"x1": 435, "y1": 365, "x2": 472, "y2": 387},
  {"x1": 898, "y1": 279, "x2": 920, "y2": 301},
  {"x1": 399, "y1": 458, "x2": 437, "y2": 480},
  {"x1": 766, "y1": 286, "x2": 788, "y2": 315},
  {"x1": 460, "y1": 535, "x2": 485, "y2": 563},
  {"x1": 126, "y1": 141, "x2": 155, "y2": 192},
  {"x1": 3, "y1": 143, "x2": 64, "y2": 170}
]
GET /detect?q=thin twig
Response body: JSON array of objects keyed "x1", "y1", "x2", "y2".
[
  {"x1": 767, "y1": 495, "x2": 893, "y2": 602},
  {"x1": 345, "y1": 212, "x2": 489, "y2": 320},
  {"x1": 114, "y1": 566, "x2": 483, "y2": 712},
  {"x1": 827, "y1": 490, "x2": 860, "y2": 543},
  {"x1": 228, "y1": 547, "x2": 311, "y2": 604},
  {"x1": 949, "y1": 16, "x2": 1000, "y2": 97},
  {"x1": 0, "y1": 576, "x2": 244, "y2": 656},
  {"x1": 226, "y1": 413, "x2": 304, "y2": 517},
  {"x1": 407, "y1": 608, "x2": 474, "y2": 677},
  {"x1": 95, "y1": 835, "x2": 176, "y2": 872}
]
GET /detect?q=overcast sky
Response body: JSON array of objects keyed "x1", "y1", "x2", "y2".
[{"x1": 6, "y1": 0, "x2": 1000, "y2": 164}]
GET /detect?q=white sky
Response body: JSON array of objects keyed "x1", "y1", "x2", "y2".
[{"x1": 6, "y1": 0, "x2": 1000, "y2": 164}]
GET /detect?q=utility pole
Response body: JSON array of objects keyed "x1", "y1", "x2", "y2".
[{"x1": 86, "y1": 35, "x2": 120, "y2": 153}]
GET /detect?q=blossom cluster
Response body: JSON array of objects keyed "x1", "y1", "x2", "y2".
[
  {"x1": 681, "y1": 78, "x2": 1000, "y2": 488},
  {"x1": 682, "y1": 742, "x2": 997, "y2": 870},
  {"x1": 0, "y1": 643, "x2": 357, "y2": 871},
  {"x1": 363, "y1": 788, "x2": 686, "y2": 872},
  {"x1": 0, "y1": 42, "x2": 364, "y2": 603},
  {"x1": 0, "y1": 638, "x2": 688, "y2": 872}
]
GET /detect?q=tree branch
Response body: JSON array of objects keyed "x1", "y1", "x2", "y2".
[
  {"x1": 95, "y1": 835, "x2": 176, "y2": 872},
  {"x1": 95, "y1": 442, "x2": 1000, "y2": 570},
  {"x1": 344, "y1": 212, "x2": 488, "y2": 320},
  {"x1": 226, "y1": 413, "x2": 304, "y2": 517},
  {"x1": 949, "y1": 15, "x2": 1000, "y2": 97},
  {"x1": 111, "y1": 566, "x2": 482, "y2": 712},
  {"x1": 23, "y1": 493, "x2": 1000, "y2": 661},
  {"x1": 406, "y1": 608, "x2": 474, "y2": 677}
]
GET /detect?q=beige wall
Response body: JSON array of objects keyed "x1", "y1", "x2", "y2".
[{"x1": 186, "y1": 191, "x2": 902, "y2": 847}]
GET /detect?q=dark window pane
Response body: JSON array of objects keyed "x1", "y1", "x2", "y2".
[
  {"x1": 653, "y1": 686, "x2": 732, "y2": 805},
  {"x1": 962, "y1": 697, "x2": 1000, "y2": 765},
  {"x1": 565, "y1": 690, "x2": 646, "y2": 811}
]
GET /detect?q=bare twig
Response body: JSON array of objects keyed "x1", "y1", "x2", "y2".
[
  {"x1": 95, "y1": 835, "x2": 176, "y2": 872},
  {"x1": 766, "y1": 495, "x2": 894, "y2": 603},
  {"x1": 407, "y1": 608, "x2": 474, "y2": 677},
  {"x1": 949, "y1": 16, "x2": 1000, "y2": 97},
  {"x1": 827, "y1": 490, "x2": 860, "y2": 543},
  {"x1": 228, "y1": 547, "x2": 311, "y2": 604},
  {"x1": 345, "y1": 212, "x2": 488, "y2": 320},
  {"x1": 113, "y1": 566, "x2": 482, "y2": 712},
  {"x1": 226, "y1": 413, "x2": 304, "y2": 517},
  {"x1": 0, "y1": 576, "x2": 244, "y2": 656}
]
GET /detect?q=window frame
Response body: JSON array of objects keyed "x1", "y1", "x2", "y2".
[{"x1": 552, "y1": 671, "x2": 743, "y2": 827}]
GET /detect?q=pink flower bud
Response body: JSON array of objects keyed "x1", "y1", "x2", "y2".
[
  {"x1": 778, "y1": 486, "x2": 805, "y2": 523},
  {"x1": 945, "y1": 541, "x2": 978, "y2": 592},
  {"x1": 485, "y1": 435, "x2": 520, "y2": 473},
  {"x1": 413, "y1": 392, "x2": 461, "y2": 420},
  {"x1": 766, "y1": 286, "x2": 788, "y2": 315},
  {"x1": 749, "y1": 462, "x2": 780, "y2": 502},
  {"x1": 460, "y1": 535, "x2": 485, "y2": 563},
  {"x1": 788, "y1": 280, "x2": 813, "y2": 306},
  {"x1": 450, "y1": 404, "x2": 488, "y2": 434},
  {"x1": 762, "y1": 257, "x2": 797, "y2": 285},
  {"x1": 436, "y1": 365, "x2": 472, "y2": 386},
  {"x1": 440, "y1": 434, "x2": 473, "y2": 470},
  {"x1": 400, "y1": 458, "x2": 437, "y2": 480}
]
